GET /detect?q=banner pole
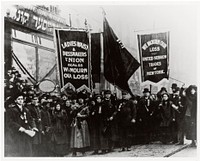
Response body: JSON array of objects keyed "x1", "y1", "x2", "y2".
[
  {"x1": 150, "y1": 84, "x2": 152, "y2": 94},
  {"x1": 88, "y1": 29, "x2": 92, "y2": 93}
]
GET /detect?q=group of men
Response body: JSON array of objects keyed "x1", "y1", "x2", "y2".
[{"x1": 4, "y1": 68, "x2": 197, "y2": 157}]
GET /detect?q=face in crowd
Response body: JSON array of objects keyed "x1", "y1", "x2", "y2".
[
  {"x1": 172, "y1": 88, "x2": 177, "y2": 93},
  {"x1": 78, "y1": 98, "x2": 84, "y2": 105},
  {"x1": 55, "y1": 103, "x2": 61, "y2": 111},
  {"x1": 90, "y1": 100, "x2": 95, "y2": 106},
  {"x1": 162, "y1": 93, "x2": 169, "y2": 101},
  {"x1": 104, "y1": 93, "x2": 111, "y2": 99},
  {"x1": 190, "y1": 88, "x2": 196, "y2": 95},
  {"x1": 122, "y1": 92, "x2": 129, "y2": 100},
  {"x1": 143, "y1": 92, "x2": 150, "y2": 98},
  {"x1": 32, "y1": 96, "x2": 39, "y2": 106},
  {"x1": 72, "y1": 98, "x2": 77, "y2": 104},
  {"x1": 96, "y1": 96, "x2": 102, "y2": 103},
  {"x1": 175, "y1": 90, "x2": 180, "y2": 96},
  {"x1": 65, "y1": 100, "x2": 71, "y2": 107},
  {"x1": 15, "y1": 96, "x2": 24, "y2": 106},
  {"x1": 40, "y1": 97, "x2": 47, "y2": 105}
]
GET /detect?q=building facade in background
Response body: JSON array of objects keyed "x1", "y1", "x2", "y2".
[{"x1": 4, "y1": 5, "x2": 68, "y2": 86}]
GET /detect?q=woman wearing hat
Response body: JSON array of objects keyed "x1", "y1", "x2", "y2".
[
  {"x1": 5, "y1": 92, "x2": 36, "y2": 156},
  {"x1": 184, "y1": 85, "x2": 197, "y2": 146},
  {"x1": 158, "y1": 92, "x2": 175, "y2": 144},
  {"x1": 90, "y1": 94, "x2": 109, "y2": 154},
  {"x1": 51, "y1": 102, "x2": 69, "y2": 156},
  {"x1": 70, "y1": 92, "x2": 90, "y2": 156}
]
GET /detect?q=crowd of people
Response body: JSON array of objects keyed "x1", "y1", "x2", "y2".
[{"x1": 4, "y1": 67, "x2": 197, "y2": 157}]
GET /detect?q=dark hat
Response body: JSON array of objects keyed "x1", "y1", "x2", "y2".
[
  {"x1": 161, "y1": 92, "x2": 169, "y2": 97},
  {"x1": 95, "y1": 94, "x2": 102, "y2": 99},
  {"x1": 171, "y1": 83, "x2": 178, "y2": 89},
  {"x1": 188, "y1": 85, "x2": 197, "y2": 91},
  {"x1": 160, "y1": 87, "x2": 167, "y2": 92},
  {"x1": 186, "y1": 85, "x2": 197, "y2": 95},
  {"x1": 12, "y1": 91, "x2": 24, "y2": 100},
  {"x1": 143, "y1": 88, "x2": 150, "y2": 93},
  {"x1": 104, "y1": 90, "x2": 111, "y2": 95}
]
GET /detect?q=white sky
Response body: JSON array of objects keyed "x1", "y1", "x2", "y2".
[{"x1": 59, "y1": 3, "x2": 199, "y2": 87}]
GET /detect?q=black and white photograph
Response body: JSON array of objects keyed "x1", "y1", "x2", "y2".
[{"x1": 1, "y1": 0, "x2": 199, "y2": 159}]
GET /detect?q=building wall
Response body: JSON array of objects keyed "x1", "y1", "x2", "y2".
[{"x1": 4, "y1": 5, "x2": 68, "y2": 87}]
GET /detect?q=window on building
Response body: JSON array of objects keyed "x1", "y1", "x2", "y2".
[
  {"x1": 38, "y1": 48, "x2": 57, "y2": 83},
  {"x1": 11, "y1": 28, "x2": 57, "y2": 84},
  {"x1": 12, "y1": 41, "x2": 36, "y2": 78}
]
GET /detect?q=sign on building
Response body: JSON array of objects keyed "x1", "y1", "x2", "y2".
[{"x1": 8, "y1": 5, "x2": 66, "y2": 34}]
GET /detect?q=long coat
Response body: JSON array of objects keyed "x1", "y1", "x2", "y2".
[
  {"x1": 137, "y1": 97, "x2": 155, "y2": 123},
  {"x1": 90, "y1": 102, "x2": 109, "y2": 150},
  {"x1": 28, "y1": 104, "x2": 44, "y2": 145},
  {"x1": 40, "y1": 105, "x2": 53, "y2": 156},
  {"x1": 101, "y1": 98, "x2": 118, "y2": 142},
  {"x1": 117, "y1": 99, "x2": 137, "y2": 147},
  {"x1": 5, "y1": 104, "x2": 36, "y2": 157},
  {"x1": 158, "y1": 100, "x2": 175, "y2": 143},
  {"x1": 159, "y1": 101, "x2": 175, "y2": 127},
  {"x1": 70, "y1": 105, "x2": 90, "y2": 149},
  {"x1": 117, "y1": 99, "x2": 137, "y2": 127},
  {"x1": 51, "y1": 109, "x2": 68, "y2": 156},
  {"x1": 137, "y1": 97, "x2": 156, "y2": 143},
  {"x1": 184, "y1": 94, "x2": 197, "y2": 140},
  {"x1": 169, "y1": 94, "x2": 186, "y2": 142}
]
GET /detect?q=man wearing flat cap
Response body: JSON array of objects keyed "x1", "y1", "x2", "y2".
[
  {"x1": 137, "y1": 88, "x2": 155, "y2": 144},
  {"x1": 5, "y1": 92, "x2": 36, "y2": 156}
]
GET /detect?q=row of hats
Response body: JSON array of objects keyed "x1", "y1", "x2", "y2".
[{"x1": 143, "y1": 83, "x2": 179, "y2": 93}]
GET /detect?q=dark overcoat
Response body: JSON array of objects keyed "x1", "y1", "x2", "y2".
[
  {"x1": 6, "y1": 105, "x2": 36, "y2": 157},
  {"x1": 90, "y1": 102, "x2": 109, "y2": 150}
]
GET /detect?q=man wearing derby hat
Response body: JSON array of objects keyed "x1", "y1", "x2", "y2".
[
  {"x1": 5, "y1": 92, "x2": 36, "y2": 156},
  {"x1": 137, "y1": 88, "x2": 155, "y2": 144},
  {"x1": 171, "y1": 83, "x2": 178, "y2": 92},
  {"x1": 169, "y1": 84, "x2": 185, "y2": 145}
]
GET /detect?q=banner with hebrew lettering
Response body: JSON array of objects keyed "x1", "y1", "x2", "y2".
[
  {"x1": 138, "y1": 32, "x2": 169, "y2": 83},
  {"x1": 55, "y1": 29, "x2": 91, "y2": 92}
]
